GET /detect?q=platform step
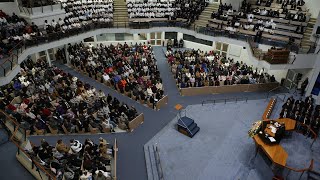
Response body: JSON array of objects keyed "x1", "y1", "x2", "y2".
[
  {"x1": 189, "y1": 122, "x2": 197, "y2": 131},
  {"x1": 308, "y1": 171, "x2": 320, "y2": 180},
  {"x1": 144, "y1": 145, "x2": 160, "y2": 180},
  {"x1": 190, "y1": 126, "x2": 200, "y2": 138}
]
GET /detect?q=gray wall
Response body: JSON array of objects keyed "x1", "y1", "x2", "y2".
[{"x1": 0, "y1": 2, "x2": 19, "y2": 15}]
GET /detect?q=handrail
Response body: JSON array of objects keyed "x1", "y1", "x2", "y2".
[
  {"x1": 153, "y1": 145, "x2": 164, "y2": 180},
  {"x1": 8, "y1": 41, "x2": 24, "y2": 55},
  {"x1": 1, "y1": 109, "x2": 56, "y2": 180},
  {"x1": 114, "y1": 138, "x2": 118, "y2": 180},
  {"x1": 0, "y1": 20, "x2": 316, "y2": 77},
  {"x1": 284, "y1": 159, "x2": 314, "y2": 179},
  {"x1": 11, "y1": 140, "x2": 56, "y2": 180},
  {"x1": 202, "y1": 97, "x2": 248, "y2": 106},
  {"x1": 266, "y1": 86, "x2": 281, "y2": 99}
]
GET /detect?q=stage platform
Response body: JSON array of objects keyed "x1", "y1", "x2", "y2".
[{"x1": 144, "y1": 99, "x2": 320, "y2": 180}]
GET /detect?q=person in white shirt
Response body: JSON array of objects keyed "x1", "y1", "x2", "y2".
[
  {"x1": 146, "y1": 87, "x2": 153, "y2": 97},
  {"x1": 260, "y1": 8, "x2": 268, "y2": 16},
  {"x1": 51, "y1": 19, "x2": 57, "y2": 28}
]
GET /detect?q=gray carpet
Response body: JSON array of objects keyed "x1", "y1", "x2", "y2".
[{"x1": 0, "y1": 46, "x2": 311, "y2": 180}]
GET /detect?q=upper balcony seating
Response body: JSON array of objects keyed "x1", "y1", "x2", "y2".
[
  {"x1": 0, "y1": 10, "x2": 31, "y2": 59},
  {"x1": 206, "y1": 0, "x2": 310, "y2": 45},
  {"x1": 127, "y1": 0, "x2": 207, "y2": 25},
  {"x1": 20, "y1": 0, "x2": 59, "y2": 8}
]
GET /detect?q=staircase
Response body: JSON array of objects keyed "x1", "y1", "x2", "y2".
[
  {"x1": 113, "y1": 0, "x2": 129, "y2": 27},
  {"x1": 177, "y1": 116, "x2": 200, "y2": 138},
  {"x1": 192, "y1": 3, "x2": 220, "y2": 28},
  {"x1": 308, "y1": 170, "x2": 320, "y2": 180},
  {"x1": 144, "y1": 144, "x2": 162, "y2": 180},
  {"x1": 300, "y1": 18, "x2": 317, "y2": 52}
]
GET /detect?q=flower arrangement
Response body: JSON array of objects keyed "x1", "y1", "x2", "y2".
[{"x1": 248, "y1": 120, "x2": 262, "y2": 137}]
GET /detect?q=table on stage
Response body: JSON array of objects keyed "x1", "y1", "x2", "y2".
[{"x1": 252, "y1": 118, "x2": 296, "y2": 167}]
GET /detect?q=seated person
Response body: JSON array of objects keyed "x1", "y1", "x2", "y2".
[
  {"x1": 260, "y1": 8, "x2": 268, "y2": 16},
  {"x1": 297, "y1": 0, "x2": 305, "y2": 6},
  {"x1": 253, "y1": 7, "x2": 260, "y2": 15},
  {"x1": 266, "y1": 0, "x2": 272, "y2": 7},
  {"x1": 256, "y1": 0, "x2": 262, "y2": 5}
]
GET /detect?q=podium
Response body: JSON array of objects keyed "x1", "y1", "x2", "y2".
[{"x1": 175, "y1": 104, "x2": 200, "y2": 138}]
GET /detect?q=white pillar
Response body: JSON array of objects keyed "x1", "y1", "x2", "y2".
[
  {"x1": 65, "y1": 44, "x2": 70, "y2": 64},
  {"x1": 306, "y1": 55, "x2": 320, "y2": 101},
  {"x1": 45, "y1": 50, "x2": 52, "y2": 67}
]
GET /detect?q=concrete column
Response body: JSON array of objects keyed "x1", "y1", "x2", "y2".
[
  {"x1": 64, "y1": 44, "x2": 70, "y2": 64},
  {"x1": 306, "y1": 55, "x2": 320, "y2": 103},
  {"x1": 45, "y1": 50, "x2": 52, "y2": 67},
  {"x1": 133, "y1": 34, "x2": 139, "y2": 42}
]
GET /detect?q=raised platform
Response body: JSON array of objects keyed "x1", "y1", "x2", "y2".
[{"x1": 144, "y1": 99, "x2": 320, "y2": 180}]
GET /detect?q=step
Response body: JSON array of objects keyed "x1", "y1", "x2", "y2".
[
  {"x1": 144, "y1": 145, "x2": 160, "y2": 180},
  {"x1": 190, "y1": 126, "x2": 200, "y2": 138},
  {"x1": 308, "y1": 171, "x2": 320, "y2": 180},
  {"x1": 178, "y1": 117, "x2": 194, "y2": 128},
  {"x1": 188, "y1": 122, "x2": 197, "y2": 132}
]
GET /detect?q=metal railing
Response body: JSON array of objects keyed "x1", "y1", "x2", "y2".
[
  {"x1": 153, "y1": 145, "x2": 164, "y2": 180},
  {"x1": 18, "y1": 0, "x2": 62, "y2": 15},
  {"x1": 202, "y1": 97, "x2": 249, "y2": 106},
  {"x1": 0, "y1": 109, "x2": 119, "y2": 180},
  {"x1": 0, "y1": 110, "x2": 56, "y2": 180},
  {"x1": 0, "y1": 19, "x2": 316, "y2": 77}
]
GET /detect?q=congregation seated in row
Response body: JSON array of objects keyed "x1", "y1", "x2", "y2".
[
  {"x1": 166, "y1": 49, "x2": 276, "y2": 88},
  {"x1": 44, "y1": 0, "x2": 114, "y2": 35},
  {"x1": 0, "y1": 10, "x2": 34, "y2": 58},
  {"x1": 68, "y1": 42, "x2": 164, "y2": 109},
  {"x1": 280, "y1": 95, "x2": 320, "y2": 138},
  {"x1": 0, "y1": 58, "x2": 139, "y2": 135},
  {"x1": 245, "y1": 0, "x2": 308, "y2": 22},
  {"x1": 27, "y1": 138, "x2": 114, "y2": 180},
  {"x1": 127, "y1": 0, "x2": 207, "y2": 25}
]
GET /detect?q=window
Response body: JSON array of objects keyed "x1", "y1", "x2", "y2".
[
  {"x1": 84, "y1": 36, "x2": 94, "y2": 42},
  {"x1": 115, "y1": 33, "x2": 133, "y2": 41},
  {"x1": 183, "y1": 34, "x2": 213, "y2": 46},
  {"x1": 165, "y1": 32, "x2": 177, "y2": 39},
  {"x1": 39, "y1": 51, "x2": 46, "y2": 61},
  {"x1": 215, "y1": 42, "x2": 229, "y2": 56},
  {"x1": 138, "y1": 33, "x2": 147, "y2": 40},
  {"x1": 48, "y1": 49, "x2": 55, "y2": 61},
  {"x1": 150, "y1": 32, "x2": 162, "y2": 45}
]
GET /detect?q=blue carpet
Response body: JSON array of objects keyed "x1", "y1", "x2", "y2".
[{"x1": 0, "y1": 46, "x2": 304, "y2": 180}]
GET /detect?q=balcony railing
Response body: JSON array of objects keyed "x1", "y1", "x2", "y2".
[{"x1": 0, "y1": 20, "x2": 316, "y2": 78}]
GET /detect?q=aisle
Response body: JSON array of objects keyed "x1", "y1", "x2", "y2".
[{"x1": 28, "y1": 46, "x2": 274, "y2": 180}]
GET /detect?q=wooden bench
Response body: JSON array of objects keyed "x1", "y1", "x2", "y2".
[
  {"x1": 34, "y1": 127, "x2": 45, "y2": 135},
  {"x1": 62, "y1": 124, "x2": 70, "y2": 134},
  {"x1": 48, "y1": 125, "x2": 58, "y2": 134},
  {"x1": 89, "y1": 124, "x2": 99, "y2": 134}
]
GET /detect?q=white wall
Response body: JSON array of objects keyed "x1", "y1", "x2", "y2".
[
  {"x1": 306, "y1": 54, "x2": 320, "y2": 104},
  {"x1": 304, "y1": 0, "x2": 320, "y2": 18},
  {"x1": 0, "y1": 2, "x2": 19, "y2": 15},
  {"x1": 268, "y1": 69, "x2": 289, "y2": 82},
  {"x1": 0, "y1": 27, "x2": 318, "y2": 85},
  {"x1": 221, "y1": 0, "x2": 242, "y2": 11},
  {"x1": 183, "y1": 40, "x2": 214, "y2": 52}
]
